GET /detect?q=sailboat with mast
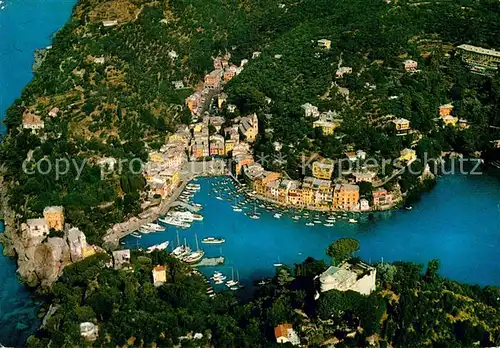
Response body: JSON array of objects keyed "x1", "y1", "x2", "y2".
[
  {"x1": 230, "y1": 270, "x2": 241, "y2": 290},
  {"x1": 183, "y1": 233, "x2": 205, "y2": 263},
  {"x1": 273, "y1": 255, "x2": 283, "y2": 267},
  {"x1": 250, "y1": 203, "x2": 260, "y2": 219},
  {"x1": 225, "y1": 267, "x2": 239, "y2": 287}
]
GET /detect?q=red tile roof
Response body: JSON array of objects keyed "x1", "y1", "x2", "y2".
[{"x1": 274, "y1": 323, "x2": 292, "y2": 339}]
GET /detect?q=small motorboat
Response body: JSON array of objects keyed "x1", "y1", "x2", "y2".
[
  {"x1": 305, "y1": 222, "x2": 314, "y2": 226},
  {"x1": 273, "y1": 213, "x2": 282, "y2": 219},
  {"x1": 348, "y1": 218, "x2": 358, "y2": 223}
]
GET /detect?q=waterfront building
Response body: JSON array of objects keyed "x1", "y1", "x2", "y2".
[
  {"x1": 244, "y1": 162, "x2": 265, "y2": 181},
  {"x1": 204, "y1": 69, "x2": 222, "y2": 89},
  {"x1": 152, "y1": 265, "x2": 167, "y2": 286},
  {"x1": 274, "y1": 323, "x2": 300, "y2": 345},
  {"x1": 318, "y1": 262, "x2": 376, "y2": 295},
  {"x1": 23, "y1": 218, "x2": 49, "y2": 239},
  {"x1": 392, "y1": 118, "x2": 410, "y2": 132},
  {"x1": 303, "y1": 177, "x2": 333, "y2": 209},
  {"x1": 80, "y1": 322, "x2": 99, "y2": 341},
  {"x1": 399, "y1": 148, "x2": 416, "y2": 163},
  {"x1": 286, "y1": 181, "x2": 303, "y2": 206},
  {"x1": 254, "y1": 171, "x2": 281, "y2": 195},
  {"x1": 333, "y1": 184, "x2": 359, "y2": 210},
  {"x1": 317, "y1": 39, "x2": 331, "y2": 50},
  {"x1": 372, "y1": 188, "x2": 393, "y2": 208},
  {"x1": 312, "y1": 119, "x2": 338, "y2": 135},
  {"x1": 301, "y1": 103, "x2": 319, "y2": 118},
  {"x1": 112, "y1": 249, "x2": 131, "y2": 270},
  {"x1": 403, "y1": 59, "x2": 418, "y2": 72},
  {"x1": 456, "y1": 44, "x2": 500, "y2": 75},
  {"x1": 312, "y1": 158, "x2": 335, "y2": 180},
  {"x1": 234, "y1": 154, "x2": 255, "y2": 176},
  {"x1": 43, "y1": 206, "x2": 64, "y2": 231},
  {"x1": 359, "y1": 198, "x2": 370, "y2": 211}
]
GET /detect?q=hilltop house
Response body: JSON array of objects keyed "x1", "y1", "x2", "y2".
[
  {"x1": 112, "y1": 249, "x2": 131, "y2": 270},
  {"x1": 317, "y1": 39, "x2": 331, "y2": 50},
  {"x1": 274, "y1": 323, "x2": 300, "y2": 345},
  {"x1": 301, "y1": 103, "x2": 320, "y2": 118},
  {"x1": 43, "y1": 206, "x2": 64, "y2": 231},
  {"x1": 23, "y1": 112, "x2": 44, "y2": 131},
  {"x1": 403, "y1": 59, "x2": 418, "y2": 72},
  {"x1": 152, "y1": 265, "x2": 167, "y2": 286},
  {"x1": 318, "y1": 261, "x2": 376, "y2": 295}
]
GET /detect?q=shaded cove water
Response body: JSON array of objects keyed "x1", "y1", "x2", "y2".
[
  {"x1": 123, "y1": 173, "x2": 500, "y2": 288},
  {"x1": 0, "y1": 0, "x2": 76, "y2": 346}
]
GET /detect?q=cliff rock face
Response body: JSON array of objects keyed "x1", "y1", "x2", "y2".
[{"x1": 1, "y1": 182, "x2": 89, "y2": 288}]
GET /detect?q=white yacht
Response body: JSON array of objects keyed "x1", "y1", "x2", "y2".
[
  {"x1": 348, "y1": 218, "x2": 358, "y2": 223},
  {"x1": 305, "y1": 222, "x2": 314, "y2": 226},
  {"x1": 147, "y1": 241, "x2": 169, "y2": 253},
  {"x1": 159, "y1": 216, "x2": 190, "y2": 228},
  {"x1": 273, "y1": 213, "x2": 282, "y2": 219},
  {"x1": 142, "y1": 223, "x2": 165, "y2": 232},
  {"x1": 201, "y1": 237, "x2": 225, "y2": 244}
]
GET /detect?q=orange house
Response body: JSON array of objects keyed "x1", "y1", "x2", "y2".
[{"x1": 439, "y1": 103, "x2": 454, "y2": 117}]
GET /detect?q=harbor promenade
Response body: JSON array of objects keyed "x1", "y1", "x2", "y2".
[{"x1": 103, "y1": 159, "x2": 227, "y2": 249}]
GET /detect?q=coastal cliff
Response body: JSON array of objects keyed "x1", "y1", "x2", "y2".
[{"x1": 0, "y1": 176, "x2": 101, "y2": 288}]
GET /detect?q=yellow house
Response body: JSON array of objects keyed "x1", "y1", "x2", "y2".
[
  {"x1": 313, "y1": 120, "x2": 337, "y2": 135},
  {"x1": 301, "y1": 187, "x2": 314, "y2": 206},
  {"x1": 43, "y1": 206, "x2": 64, "y2": 231},
  {"x1": 149, "y1": 152, "x2": 164, "y2": 163},
  {"x1": 399, "y1": 148, "x2": 416, "y2": 162},
  {"x1": 392, "y1": 118, "x2": 410, "y2": 131},
  {"x1": 166, "y1": 170, "x2": 181, "y2": 187},
  {"x1": 192, "y1": 123, "x2": 204, "y2": 134},
  {"x1": 224, "y1": 139, "x2": 237, "y2": 155},
  {"x1": 152, "y1": 265, "x2": 167, "y2": 286},
  {"x1": 317, "y1": 39, "x2": 331, "y2": 50},
  {"x1": 312, "y1": 158, "x2": 335, "y2": 180},
  {"x1": 441, "y1": 115, "x2": 458, "y2": 126},
  {"x1": 333, "y1": 184, "x2": 359, "y2": 210}
]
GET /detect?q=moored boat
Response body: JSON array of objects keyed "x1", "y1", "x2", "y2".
[
  {"x1": 147, "y1": 241, "x2": 169, "y2": 253},
  {"x1": 159, "y1": 216, "x2": 190, "y2": 228},
  {"x1": 201, "y1": 237, "x2": 226, "y2": 244}
]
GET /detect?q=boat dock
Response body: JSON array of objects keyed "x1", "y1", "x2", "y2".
[{"x1": 193, "y1": 257, "x2": 225, "y2": 267}]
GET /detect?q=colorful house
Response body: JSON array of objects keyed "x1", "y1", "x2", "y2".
[
  {"x1": 392, "y1": 118, "x2": 410, "y2": 132},
  {"x1": 204, "y1": 69, "x2": 222, "y2": 89},
  {"x1": 403, "y1": 59, "x2": 418, "y2": 72},
  {"x1": 313, "y1": 120, "x2": 338, "y2": 135},
  {"x1": 152, "y1": 265, "x2": 167, "y2": 286},
  {"x1": 317, "y1": 39, "x2": 331, "y2": 50},
  {"x1": 312, "y1": 158, "x2": 335, "y2": 180},
  {"x1": 274, "y1": 323, "x2": 300, "y2": 345},
  {"x1": 399, "y1": 148, "x2": 416, "y2": 163},
  {"x1": 372, "y1": 188, "x2": 393, "y2": 207},
  {"x1": 439, "y1": 103, "x2": 454, "y2": 116},
  {"x1": 333, "y1": 184, "x2": 359, "y2": 210},
  {"x1": 43, "y1": 206, "x2": 65, "y2": 231}
]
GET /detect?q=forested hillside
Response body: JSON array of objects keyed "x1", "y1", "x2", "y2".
[{"x1": 1, "y1": 0, "x2": 499, "y2": 244}]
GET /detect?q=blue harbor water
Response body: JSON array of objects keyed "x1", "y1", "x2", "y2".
[
  {"x1": 123, "y1": 172, "x2": 500, "y2": 288},
  {"x1": 0, "y1": 0, "x2": 76, "y2": 346}
]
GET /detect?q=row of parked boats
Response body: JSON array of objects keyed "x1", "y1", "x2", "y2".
[
  {"x1": 209, "y1": 269, "x2": 244, "y2": 291},
  {"x1": 210, "y1": 178, "x2": 360, "y2": 226}
]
